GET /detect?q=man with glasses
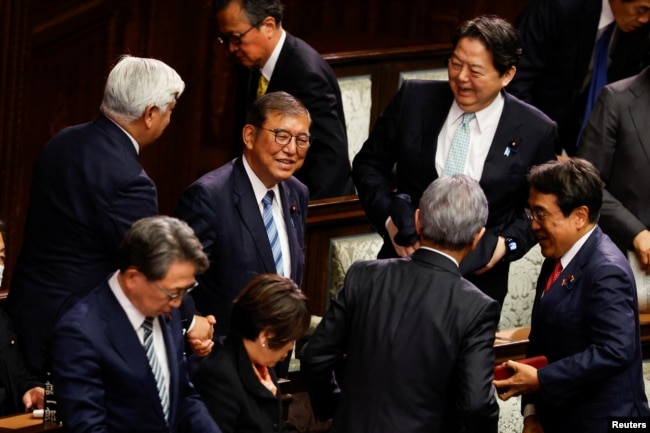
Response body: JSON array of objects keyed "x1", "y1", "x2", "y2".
[
  {"x1": 51, "y1": 216, "x2": 222, "y2": 433},
  {"x1": 212, "y1": 0, "x2": 354, "y2": 199},
  {"x1": 494, "y1": 158, "x2": 650, "y2": 433},
  {"x1": 174, "y1": 92, "x2": 309, "y2": 377}
]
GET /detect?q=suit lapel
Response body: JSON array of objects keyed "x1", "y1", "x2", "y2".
[
  {"x1": 232, "y1": 158, "x2": 276, "y2": 273},
  {"x1": 98, "y1": 284, "x2": 167, "y2": 423},
  {"x1": 482, "y1": 92, "x2": 523, "y2": 174},
  {"x1": 422, "y1": 84, "x2": 454, "y2": 177},
  {"x1": 278, "y1": 182, "x2": 301, "y2": 280},
  {"x1": 160, "y1": 313, "x2": 179, "y2": 429},
  {"x1": 628, "y1": 69, "x2": 650, "y2": 165}
]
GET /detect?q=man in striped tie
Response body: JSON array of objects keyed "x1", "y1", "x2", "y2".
[
  {"x1": 174, "y1": 91, "x2": 310, "y2": 377},
  {"x1": 51, "y1": 216, "x2": 222, "y2": 433}
]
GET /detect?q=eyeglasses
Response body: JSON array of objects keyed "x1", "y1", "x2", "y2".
[
  {"x1": 153, "y1": 280, "x2": 198, "y2": 300},
  {"x1": 524, "y1": 208, "x2": 564, "y2": 223},
  {"x1": 217, "y1": 24, "x2": 257, "y2": 46},
  {"x1": 257, "y1": 127, "x2": 312, "y2": 149}
]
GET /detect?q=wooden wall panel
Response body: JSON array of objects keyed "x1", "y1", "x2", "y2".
[{"x1": 0, "y1": 0, "x2": 527, "y2": 295}]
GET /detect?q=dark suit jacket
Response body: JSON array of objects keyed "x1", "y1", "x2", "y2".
[
  {"x1": 8, "y1": 114, "x2": 158, "y2": 374},
  {"x1": 0, "y1": 307, "x2": 41, "y2": 416},
  {"x1": 578, "y1": 67, "x2": 650, "y2": 252},
  {"x1": 174, "y1": 157, "x2": 308, "y2": 336},
  {"x1": 509, "y1": 0, "x2": 650, "y2": 154},
  {"x1": 241, "y1": 32, "x2": 354, "y2": 199},
  {"x1": 300, "y1": 249, "x2": 500, "y2": 433},
  {"x1": 352, "y1": 80, "x2": 557, "y2": 305},
  {"x1": 194, "y1": 336, "x2": 288, "y2": 433},
  {"x1": 524, "y1": 227, "x2": 650, "y2": 433},
  {"x1": 51, "y1": 280, "x2": 221, "y2": 433}
]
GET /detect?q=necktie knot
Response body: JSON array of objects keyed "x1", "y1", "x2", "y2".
[
  {"x1": 460, "y1": 112, "x2": 476, "y2": 126},
  {"x1": 257, "y1": 74, "x2": 269, "y2": 98},
  {"x1": 263, "y1": 190, "x2": 274, "y2": 206}
]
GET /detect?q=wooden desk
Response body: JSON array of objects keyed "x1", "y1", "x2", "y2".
[{"x1": 0, "y1": 413, "x2": 63, "y2": 432}]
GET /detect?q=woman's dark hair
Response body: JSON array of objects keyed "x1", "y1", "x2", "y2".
[{"x1": 231, "y1": 273, "x2": 310, "y2": 349}]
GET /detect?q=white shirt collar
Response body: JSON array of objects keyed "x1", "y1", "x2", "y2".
[
  {"x1": 105, "y1": 115, "x2": 140, "y2": 154},
  {"x1": 600, "y1": 0, "x2": 614, "y2": 30},
  {"x1": 558, "y1": 226, "x2": 597, "y2": 269},
  {"x1": 419, "y1": 246, "x2": 460, "y2": 268},
  {"x1": 242, "y1": 155, "x2": 281, "y2": 205},
  {"x1": 108, "y1": 271, "x2": 147, "y2": 332},
  {"x1": 448, "y1": 91, "x2": 505, "y2": 134},
  {"x1": 260, "y1": 29, "x2": 286, "y2": 81}
]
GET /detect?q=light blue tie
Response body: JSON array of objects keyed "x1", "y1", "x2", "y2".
[
  {"x1": 443, "y1": 112, "x2": 476, "y2": 176},
  {"x1": 262, "y1": 191, "x2": 284, "y2": 275},
  {"x1": 142, "y1": 317, "x2": 169, "y2": 425}
]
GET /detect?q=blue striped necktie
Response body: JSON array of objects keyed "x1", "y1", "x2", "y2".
[
  {"x1": 142, "y1": 317, "x2": 169, "y2": 424},
  {"x1": 443, "y1": 112, "x2": 476, "y2": 176},
  {"x1": 262, "y1": 190, "x2": 284, "y2": 275}
]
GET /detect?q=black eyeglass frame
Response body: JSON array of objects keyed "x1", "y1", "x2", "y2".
[
  {"x1": 217, "y1": 23, "x2": 258, "y2": 46},
  {"x1": 256, "y1": 126, "x2": 313, "y2": 149}
]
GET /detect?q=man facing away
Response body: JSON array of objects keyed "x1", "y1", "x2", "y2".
[
  {"x1": 494, "y1": 158, "x2": 649, "y2": 433},
  {"x1": 51, "y1": 216, "x2": 222, "y2": 433},
  {"x1": 301, "y1": 175, "x2": 500, "y2": 433},
  {"x1": 9, "y1": 55, "x2": 213, "y2": 379},
  {"x1": 213, "y1": 0, "x2": 355, "y2": 199}
]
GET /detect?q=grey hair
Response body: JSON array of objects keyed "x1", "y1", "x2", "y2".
[
  {"x1": 117, "y1": 216, "x2": 208, "y2": 281},
  {"x1": 100, "y1": 55, "x2": 185, "y2": 123},
  {"x1": 419, "y1": 175, "x2": 488, "y2": 250}
]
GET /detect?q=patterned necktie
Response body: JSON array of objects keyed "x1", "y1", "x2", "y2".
[
  {"x1": 142, "y1": 317, "x2": 169, "y2": 424},
  {"x1": 544, "y1": 259, "x2": 563, "y2": 294},
  {"x1": 578, "y1": 22, "x2": 614, "y2": 146},
  {"x1": 257, "y1": 74, "x2": 269, "y2": 99},
  {"x1": 443, "y1": 112, "x2": 476, "y2": 176},
  {"x1": 262, "y1": 190, "x2": 284, "y2": 275}
]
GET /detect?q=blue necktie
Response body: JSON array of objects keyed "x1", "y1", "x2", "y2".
[
  {"x1": 578, "y1": 23, "x2": 614, "y2": 146},
  {"x1": 262, "y1": 191, "x2": 284, "y2": 275},
  {"x1": 443, "y1": 112, "x2": 476, "y2": 176},
  {"x1": 142, "y1": 317, "x2": 169, "y2": 424}
]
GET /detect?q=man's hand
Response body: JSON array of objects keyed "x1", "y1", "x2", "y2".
[
  {"x1": 492, "y1": 359, "x2": 541, "y2": 400},
  {"x1": 386, "y1": 217, "x2": 419, "y2": 257},
  {"x1": 633, "y1": 230, "x2": 650, "y2": 274},
  {"x1": 22, "y1": 386, "x2": 44, "y2": 410},
  {"x1": 186, "y1": 314, "x2": 216, "y2": 357},
  {"x1": 475, "y1": 236, "x2": 507, "y2": 275}
]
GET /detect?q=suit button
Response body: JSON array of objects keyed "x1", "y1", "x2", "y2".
[{"x1": 273, "y1": 423, "x2": 278, "y2": 430}]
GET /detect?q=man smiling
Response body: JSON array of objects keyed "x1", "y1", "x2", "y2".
[
  {"x1": 174, "y1": 91, "x2": 309, "y2": 351},
  {"x1": 353, "y1": 15, "x2": 557, "y2": 309},
  {"x1": 494, "y1": 158, "x2": 649, "y2": 433}
]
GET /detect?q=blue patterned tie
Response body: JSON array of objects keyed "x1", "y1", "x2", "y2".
[
  {"x1": 443, "y1": 112, "x2": 476, "y2": 176},
  {"x1": 262, "y1": 191, "x2": 284, "y2": 275},
  {"x1": 578, "y1": 23, "x2": 614, "y2": 146},
  {"x1": 142, "y1": 317, "x2": 169, "y2": 424}
]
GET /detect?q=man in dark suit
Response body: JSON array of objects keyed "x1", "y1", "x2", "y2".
[
  {"x1": 578, "y1": 66, "x2": 650, "y2": 274},
  {"x1": 509, "y1": 0, "x2": 650, "y2": 156},
  {"x1": 0, "y1": 220, "x2": 43, "y2": 416},
  {"x1": 174, "y1": 91, "x2": 309, "y2": 341},
  {"x1": 494, "y1": 158, "x2": 650, "y2": 433},
  {"x1": 301, "y1": 175, "x2": 500, "y2": 433},
  {"x1": 51, "y1": 216, "x2": 222, "y2": 433},
  {"x1": 352, "y1": 15, "x2": 557, "y2": 308},
  {"x1": 8, "y1": 55, "x2": 213, "y2": 379},
  {"x1": 213, "y1": 0, "x2": 354, "y2": 199}
]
